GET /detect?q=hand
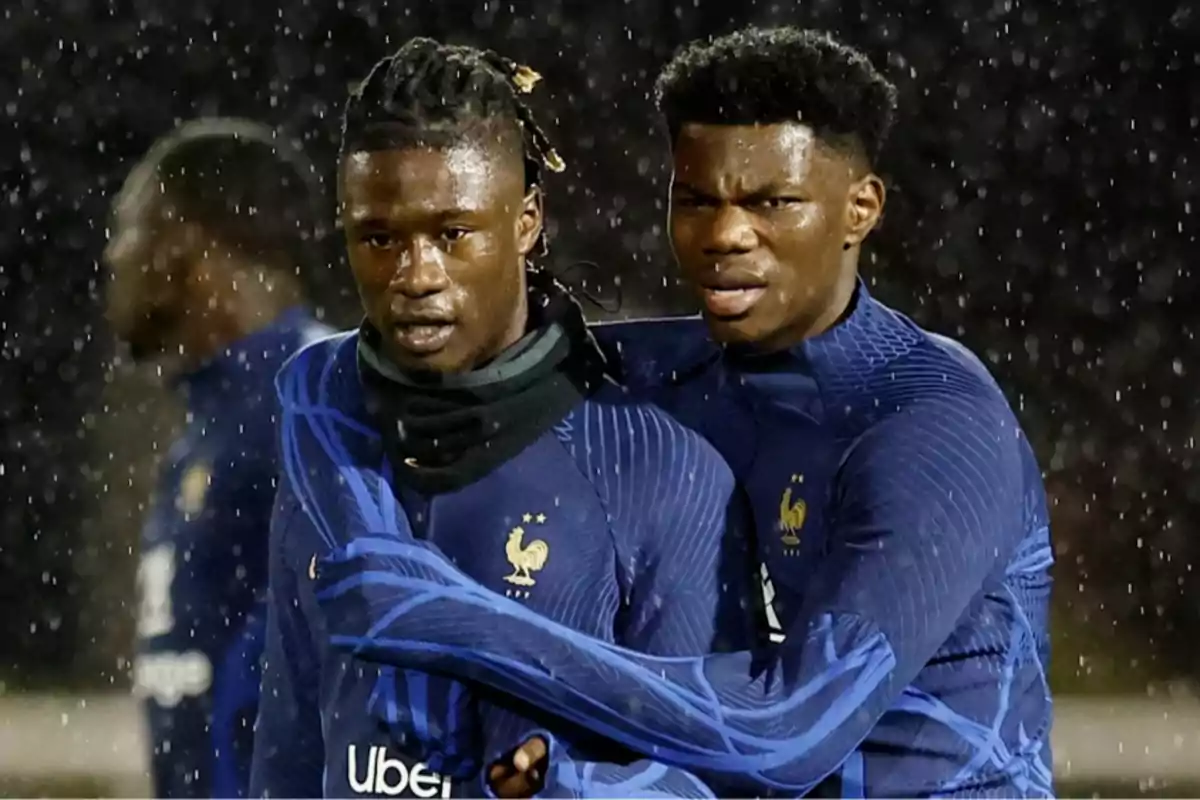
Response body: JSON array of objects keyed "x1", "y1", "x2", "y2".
[{"x1": 487, "y1": 735, "x2": 549, "y2": 798}]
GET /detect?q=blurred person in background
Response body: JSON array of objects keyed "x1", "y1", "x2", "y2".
[
  {"x1": 312, "y1": 27, "x2": 1055, "y2": 798},
  {"x1": 251, "y1": 37, "x2": 755, "y2": 799},
  {"x1": 103, "y1": 118, "x2": 333, "y2": 798}
]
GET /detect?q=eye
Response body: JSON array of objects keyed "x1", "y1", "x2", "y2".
[
  {"x1": 758, "y1": 197, "x2": 804, "y2": 209},
  {"x1": 441, "y1": 227, "x2": 472, "y2": 243},
  {"x1": 361, "y1": 233, "x2": 393, "y2": 250},
  {"x1": 672, "y1": 195, "x2": 712, "y2": 209}
]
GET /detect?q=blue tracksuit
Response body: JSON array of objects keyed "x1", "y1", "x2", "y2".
[
  {"x1": 251, "y1": 323, "x2": 757, "y2": 798},
  {"x1": 314, "y1": 283, "x2": 1054, "y2": 797},
  {"x1": 134, "y1": 308, "x2": 330, "y2": 798}
]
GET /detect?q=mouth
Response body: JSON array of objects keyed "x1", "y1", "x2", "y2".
[
  {"x1": 699, "y1": 283, "x2": 768, "y2": 319},
  {"x1": 391, "y1": 319, "x2": 456, "y2": 355}
]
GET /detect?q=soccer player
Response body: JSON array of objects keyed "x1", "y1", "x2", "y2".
[
  {"x1": 313, "y1": 27, "x2": 1056, "y2": 798},
  {"x1": 251, "y1": 38, "x2": 754, "y2": 799},
  {"x1": 104, "y1": 118, "x2": 332, "y2": 798}
]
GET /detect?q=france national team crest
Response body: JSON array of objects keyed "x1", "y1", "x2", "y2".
[
  {"x1": 779, "y1": 474, "x2": 806, "y2": 554},
  {"x1": 503, "y1": 512, "x2": 549, "y2": 599},
  {"x1": 176, "y1": 462, "x2": 210, "y2": 519}
]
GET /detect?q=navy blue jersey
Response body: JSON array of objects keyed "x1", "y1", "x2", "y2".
[
  {"x1": 134, "y1": 308, "x2": 330, "y2": 798},
  {"x1": 314, "y1": 284, "x2": 1054, "y2": 797},
  {"x1": 250, "y1": 332, "x2": 755, "y2": 798}
]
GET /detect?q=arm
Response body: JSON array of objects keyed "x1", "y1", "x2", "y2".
[
  {"x1": 483, "y1": 431, "x2": 756, "y2": 798},
  {"x1": 620, "y1": 486, "x2": 758, "y2": 658},
  {"x1": 551, "y1": 455, "x2": 757, "y2": 797},
  {"x1": 249, "y1": 490, "x2": 325, "y2": 798},
  {"x1": 316, "y1": 399, "x2": 1026, "y2": 793},
  {"x1": 135, "y1": 458, "x2": 273, "y2": 799}
]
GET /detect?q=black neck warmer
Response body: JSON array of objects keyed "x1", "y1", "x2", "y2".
[{"x1": 357, "y1": 271, "x2": 608, "y2": 494}]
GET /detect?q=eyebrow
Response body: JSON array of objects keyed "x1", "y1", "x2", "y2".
[
  {"x1": 672, "y1": 181, "x2": 798, "y2": 200},
  {"x1": 345, "y1": 206, "x2": 483, "y2": 226},
  {"x1": 344, "y1": 214, "x2": 387, "y2": 230},
  {"x1": 671, "y1": 182, "x2": 721, "y2": 200}
]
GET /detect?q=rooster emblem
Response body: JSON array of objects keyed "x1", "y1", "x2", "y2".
[
  {"x1": 504, "y1": 513, "x2": 550, "y2": 587},
  {"x1": 779, "y1": 475, "x2": 807, "y2": 547}
]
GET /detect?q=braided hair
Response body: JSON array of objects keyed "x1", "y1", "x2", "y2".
[{"x1": 341, "y1": 38, "x2": 564, "y2": 255}]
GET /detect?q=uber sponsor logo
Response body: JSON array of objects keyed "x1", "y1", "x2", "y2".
[
  {"x1": 133, "y1": 650, "x2": 213, "y2": 707},
  {"x1": 347, "y1": 745, "x2": 453, "y2": 798}
]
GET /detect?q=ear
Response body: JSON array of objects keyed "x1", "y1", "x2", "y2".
[
  {"x1": 131, "y1": 220, "x2": 196, "y2": 324},
  {"x1": 177, "y1": 222, "x2": 213, "y2": 274},
  {"x1": 843, "y1": 173, "x2": 885, "y2": 249},
  {"x1": 516, "y1": 185, "x2": 544, "y2": 258}
]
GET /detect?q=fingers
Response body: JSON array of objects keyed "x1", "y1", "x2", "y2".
[
  {"x1": 488, "y1": 764, "x2": 541, "y2": 798},
  {"x1": 512, "y1": 735, "x2": 548, "y2": 772},
  {"x1": 489, "y1": 766, "x2": 531, "y2": 798},
  {"x1": 487, "y1": 736, "x2": 549, "y2": 798}
]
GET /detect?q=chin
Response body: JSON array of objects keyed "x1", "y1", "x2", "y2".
[
  {"x1": 386, "y1": 351, "x2": 451, "y2": 376},
  {"x1": 123, "y1": 332, "x2": 167, "y2": 364},
  {"x1": 701, "y1": 312, "x2": 769, "y2": 346},
  {"x1": 114, "y1": 311, "x2": 175, "y2": 363},
  {"x1": 383, "y1": 345, "x2": 465, "y2": 376}
]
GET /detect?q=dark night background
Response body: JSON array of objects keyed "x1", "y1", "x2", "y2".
[{"x1": 0, "y1": 0, "x2": 1196, "y2": 789}]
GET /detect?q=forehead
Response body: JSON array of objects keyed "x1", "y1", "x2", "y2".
[
  {"x1": 341, "y1": 144, "x2": 520, "y2": 221},
  {"x1": 672, "y1": 122, "x2": 832, "y2": 188}
]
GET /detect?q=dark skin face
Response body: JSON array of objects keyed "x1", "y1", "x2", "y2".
[
  {"x1": 103, "y1": 171, "x2": 193, "y2": 362},
  {"x1": 669, "y1": 122, "x2": 885, "y2": 352},
  {"x1": 341, "y1": 139, "x2": 542, "y2": 374},
  {"x1": 104, "y1": 175, "x2": 298, "y2": 373}
]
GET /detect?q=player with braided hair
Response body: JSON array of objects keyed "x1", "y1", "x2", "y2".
[
  {"x1": 340, "y1": 37, "x2": 563, "y2": 258},
  {"x1": 307, "y1": 27, "x2": 1053, "y2": 799},
  {"x1": 335, "y1": 36, "x2": 569, "y2": 373},
  {"x1": 251, "y1": 38, "x2": 754, "y2": 799}
]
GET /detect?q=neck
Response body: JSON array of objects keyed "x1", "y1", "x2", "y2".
[
  {"x1": 748, "y1": 255, "x2": 859, "y2": 355},
  {"x1": 804, "y1": 257, "x2": 860, "y2": 340},
  {"x1": 460, "y1": 272, "x2": 531, "y2": 374},
  {"x1": 358, "y1": 274, "x2": 600, "y2": 494},
  {"x1": 173, "y1": 258, "x2": 302, "y2": 372},
  {"x1": 492, "y1": 295, "x2": 530, "y2": 365}
]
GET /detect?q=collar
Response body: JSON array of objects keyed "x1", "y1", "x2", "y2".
[
  {"x1": 612, "y1": 281, "x2": 903, "y2": 386},
  {"x1": 360, "y1": 320, "x2": 568, "y2": 395},
  {"x1": 724, "y1": 279, "x2": 913, "y2": 376},
  {"x1": 176, "y1": 306, "x2": 315, "y2": 419},
  {"x1": 357, "y1": 272, "x2": 608, "y2": 494}
]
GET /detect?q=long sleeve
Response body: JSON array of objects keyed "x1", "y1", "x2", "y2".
[
  {"x1": 316, "y1": 397, "x2": 1027, "y2": 794},
  {"x1": 553, "y1": 497, "x2": 757, "y2": 798},
  {"x1": 249, "y1": 490, "x2": 325, "y2": 798},
  {"x1": 552, "y1": 400, "x2": 759, "y2": 659},
  {"x1": 474, "y1": 407, "x2": 753, "y2": 798},
  {"x1": 560, "y1": 498, "x2": 756, "y2": 798},
  {"x1": 539, "y1": 758, "x2": 719, "y2": 798},
  {"x1": 135, "y1": 452, "x2": 275, "y2": 799},
  {"x1": 512, "y1": 422, "x2": 757, "y2": 798},
  {"x1": 625, "y1": 498, "x2": 759, "y2": 653}
]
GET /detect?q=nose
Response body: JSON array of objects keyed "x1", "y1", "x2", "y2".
[
  {"x1": 392, "y1": 238, "x2": 450, "y2": 298},
  {"x1": 703, "y1": 205, "x2": 757, "y2": 255}
]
